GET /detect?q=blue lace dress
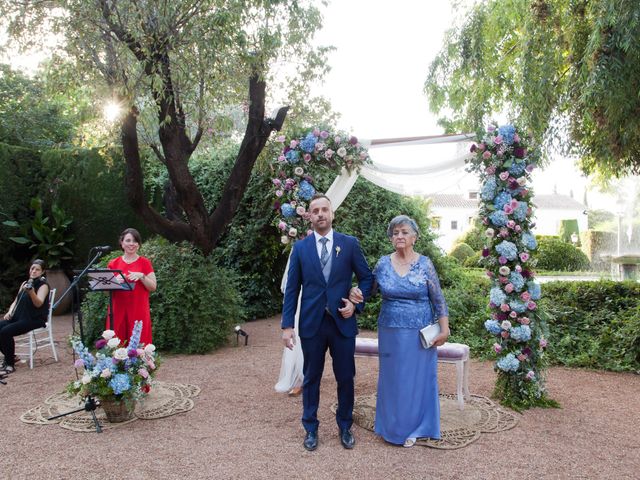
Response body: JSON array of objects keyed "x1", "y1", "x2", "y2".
[{"x1": 373, "y1": 254, "x2": 449, "y2": 444}]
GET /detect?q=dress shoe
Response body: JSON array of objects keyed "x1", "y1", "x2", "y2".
[
  {"x1": 288, "y1": 386, "x2": 302, "y2": 396},
  {"x1": 340, "y1": 428, "x2": 355, "y2": 449},
  {"x1": 303, "y1": 431, "x2": 318, "y2": 451}
]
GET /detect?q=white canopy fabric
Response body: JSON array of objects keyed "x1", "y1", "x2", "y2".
[{"x1": 275, "y1": 132, "x2": 476, "y2": 393}]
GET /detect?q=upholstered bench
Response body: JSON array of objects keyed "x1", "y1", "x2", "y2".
[{"x1": 355, "y1": 337, "x2": 471, "y2": 410}]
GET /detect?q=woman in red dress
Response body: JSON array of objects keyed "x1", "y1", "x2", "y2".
[{"x1": 107, "y1": 228, "x2": 157, "y2": 345}]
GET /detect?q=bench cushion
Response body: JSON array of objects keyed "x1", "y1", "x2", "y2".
[{"x1": 355, "y1": 337, "x2": 469, "y2": 361}]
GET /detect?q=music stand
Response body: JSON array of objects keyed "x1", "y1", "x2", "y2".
[{"x1": 86, "y1": 269, "x2": 134, "y2": 331}]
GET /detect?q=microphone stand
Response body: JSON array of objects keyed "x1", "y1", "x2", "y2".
[{"x1": 46, "y1": 248, "x2": 108, "y2": 432}]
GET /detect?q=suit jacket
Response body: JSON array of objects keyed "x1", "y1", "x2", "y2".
[{"x1": 281, "y1": 231, "x2": 373, "y2": 339}]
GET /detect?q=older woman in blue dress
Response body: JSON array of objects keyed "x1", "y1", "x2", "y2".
[{"x1": 351, "y1": 215, "x2": 449, "y2": 447}]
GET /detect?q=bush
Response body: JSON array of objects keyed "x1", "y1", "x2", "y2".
[
  {"x1": 454, "y1": 218, "x2": 485, "y2": 252},
  {"x1": 558, "y1": 219, "x2": 580, "y2": 245},
  {"x1": 81, "y1": 238, "x2": 245, "y2": 353},
  {"x1": 463, "y1": 251, "x2": 482, "y2": 268},
  {"x1": 536, "y1": 237, "x2": 590, "y2": 271},
  {"x1": 449, "y1": 242, "x2": 475, "y2": 264},
  {"x1": 0, "y1": 142, "x2": 45, "y2": 305},
  {"x1": 539, "y1": 280, "x2": 640, "y2": 371},
  {"x1": 41, "y1": 147, "x2": 150, "y2": 260}
]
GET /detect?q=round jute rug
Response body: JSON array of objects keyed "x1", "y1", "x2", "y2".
[
  {"x1": 333, "y1": 393, "x2": 518, "y2": 449},
  {"x1": 20, "y1": 381, "x2": 200, "y2": 432}
]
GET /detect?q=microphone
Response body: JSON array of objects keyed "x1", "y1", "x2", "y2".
[{"x1": 94, "y1": 246, "x2": 112, "y2": 252}]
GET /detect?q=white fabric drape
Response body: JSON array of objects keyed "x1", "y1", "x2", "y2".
[{"x1": 275, "y1": 132, "x2": 475, "y2": 393}]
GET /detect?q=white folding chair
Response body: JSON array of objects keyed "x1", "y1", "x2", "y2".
[{"x1": 14, "y1": 288, "x2": 58, "y2": 369}]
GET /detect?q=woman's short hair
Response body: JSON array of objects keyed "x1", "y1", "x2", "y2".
[
  {"x1": 32, "y1": 259, "x2": 46, "y2": 270},
  {"x1": 387, "y1": 215, "x2": 420, "y2": 239},
  {"x1": 119, "y1": 227, "x2": 142, "y2": 245}
]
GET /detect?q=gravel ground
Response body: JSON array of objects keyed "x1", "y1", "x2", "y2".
[{"x1": 1, "y1": 315, "x2": 639, "y2": 480}]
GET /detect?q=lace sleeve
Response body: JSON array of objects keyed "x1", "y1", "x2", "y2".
[{"x1": 423, "y1": 256, "x2": 449, "y2": 319}]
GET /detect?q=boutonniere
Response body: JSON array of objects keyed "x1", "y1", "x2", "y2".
[{"x1": 335, "y1": 246, "x2": 341, "y2": 257}]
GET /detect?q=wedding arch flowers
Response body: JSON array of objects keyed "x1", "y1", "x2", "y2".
[
  {"x1": 67, "y1": 321, "x2": 160, "y2": 404},
  {"x1": 270, "y1": 128, "x2": 370, "y2": 244},
  {"x1": 468, "y1": 123, "x2": 556, "y2": 410}
]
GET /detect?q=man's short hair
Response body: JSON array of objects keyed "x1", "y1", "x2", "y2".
[{"x1": 309, "y1": 194, "x2": 331, "y2": 206}]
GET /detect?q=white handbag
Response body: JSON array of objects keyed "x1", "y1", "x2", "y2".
[{"x1": 419, "y1": 323, "x2": 441, "y2": 349}]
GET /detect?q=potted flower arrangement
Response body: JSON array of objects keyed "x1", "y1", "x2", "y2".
[{"x1": 67, "y1": 320, "x2": 159, "y2": 422}]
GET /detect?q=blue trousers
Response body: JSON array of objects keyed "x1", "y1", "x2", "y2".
[{"x1": 300, "y1": 313, "x2": 356, "y2": 433}]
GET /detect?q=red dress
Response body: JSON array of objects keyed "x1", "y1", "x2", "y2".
[{"x1": 106, "y1": 255, "x2": 154, "y2": 345}]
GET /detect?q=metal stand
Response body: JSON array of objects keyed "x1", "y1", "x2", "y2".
[{"x1": 47, "y1": 395, "x2": 103, "y2": 433}]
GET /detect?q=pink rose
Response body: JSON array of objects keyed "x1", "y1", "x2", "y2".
[
  {"x1": 138, "y1": 368, "x2": 149, "y2": 379},
  {"x1": 499, "y1": 276, "x2": 509, "y2": 284},
  {"x1": 486, "y1": 165, "x2": 496, "y2": 175},
  {"x1": 509, "y1": 311, "x2": 517, "y2": 318},
  {"x1": 499, "y1": 171, "x2": 509, "y2": 181},
  {"x1": 527, "y1": 301, "x2": 537, "y2": 310},
  {"x1": 526, "y1": 370, "x2": 536, "y2": 380},
  {"x1": 320, "y1": 130, "x2": 329, "y2": 139},
  {"x1": 278, "y1": 155, "x2": 286, "y2": 162},
  {"x1": 486, "y1": 271, "x2": 494, "y2": 278},
  {"x1": 482, "y1": 151, "x2": 492, "y2": 160},
  {"x1": 487, "y1": 125, "x2": 496, "y2": 132},
  {"x1": 519, "y1": 252, "x2": 530, "y2": 262},
  {"x1": 513, "y1": 133, "x2": 520, "y2": 143},
  {"x1": 503, "y1": 205, "x2": 513, "y2": 214},
  {"x1": 499, "y1": 256, "x2": 508, "y2": 265},
  {"x1": 493, "y1": 343, "x2": 502, "y2": 353},
  {"x1": 520, "y1": 291, "x2": 531, "y2": 301},
  {"x1": 324, "y1": 149, "x2": 334, "y2": 159},
  {"x1": 501, "y1": 331, "x2": 510, "y2": 339},
  {"x1": 505, "y1": 283, "x2": 514, "y2": 293},
  {"x1": 514, "y1": 225, "x2": 522, "y2": 233},
  {"x1": 313, "y1": 128, "x2": 320, "y2": 136},
  {"x1": 275, "y1": 190, "x2": 283, "y2": 197},
  {"x1": 507, "y1": 220, "x2": 516, "y2": 229},
  {"x1": 276, "y1": 135, "x2": 285, "y2": 143},
  {"x1": 296, "y1": 206, "x2": 306, "y2": 215},
  {"x1": 477, "y1": 143, "x2": 486, "y2": 152},
  {"x1": 525, "y1": 164, "x2": 535, "y2": 172},
  {"x1": 500, "y1": 228, "x2": 509, "y2": 237},
  {"x1": 517, "y1": 354, "x2": 527, "y2": 362},
  {"x1": 500, "y1": 304, "x2": 510, "y2": 312},
  {"x1": 493, "y1": 135, "x2": 503, "y2": 145},
  {"x1": 515, "y1": 265, "x2": 522, "y2": 272},
  {"x1": 520, "y1": 317, "x2": 530, "y2": 325}
]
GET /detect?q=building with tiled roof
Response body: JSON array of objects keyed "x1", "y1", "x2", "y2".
[{"x1": 426, "y1": 191, "x2": 587, "y2": 252}]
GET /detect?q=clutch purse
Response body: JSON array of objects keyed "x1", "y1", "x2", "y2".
[{"x1": 419, "y1": 323, "x2": 441, "y2": 349}]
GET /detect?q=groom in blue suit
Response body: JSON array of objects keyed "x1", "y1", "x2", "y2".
[{"x1": 282, "y1": 194, "x2": 373, "y2": 451}]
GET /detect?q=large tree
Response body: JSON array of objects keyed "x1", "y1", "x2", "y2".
[
  {"x1": 1, "y1": 0, "x2": 329, "y2": 254},
  {"x1": 425, "y1": 0, "x2": 640, "y2": 178}
]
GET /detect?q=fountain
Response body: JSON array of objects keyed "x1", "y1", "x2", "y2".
[{"x1": 609, "y1": 179, "x2": 640, "y2": 281}]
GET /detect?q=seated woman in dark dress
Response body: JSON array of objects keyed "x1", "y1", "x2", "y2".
[{"x1": 0, "y1": 259, "x2": 50, "y2": 374}]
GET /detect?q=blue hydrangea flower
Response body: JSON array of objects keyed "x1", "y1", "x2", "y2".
[
  {"x1": 296, "y1": 180, "x2": 316, "y2": 201},
  {"x1": 109, "y1": 373, "x2": 131, "y2": 395},
  {"x1": 299, "y1": 133, "x2": 317, "y2": 153},
  {"x1": 92, "y1": 355, "x2": 114, "y2": 376},
  {"x1": 512, "y1": 201, "x2": 528, "y2": 221},
  {"x1": 285, "y1": 149, "x2": 300, "y2": 164},
  {"x1": 508, "y1": 161, "x2": 526, "y2": 176},
  {"x1": 481, "y1": 176, "x2": 497, "y2": 201},
  {"x1": 489, "y1": 210, "x2": 508, "y2": 227},
  {"x1": 509, "y1": 299, "x2": 527, "y2": 313},
  {"x1": 521, "y1": 232, "x2": 537, "y2": 250},
  {"x1": 497, "y1": 353, "x2": 520, "y2": 372},
  {"x1": 484, "y1": 319, "x2": 502, "y2": 335},
  {"x1": 495, "y1": 240, "x2": 518, "y2": 260},
  {"x1": 510, "y1": 325, "x2": 532, "y2": 342},
  {"x1": 498, "y1": 125, "x2": 516, "y2": 145},
  {"x1": 280, "y1": 203, "x2": 296, "y2": 218},
  {"x1": 527, "y1": 281, "x2": 541, "y2": 300},
  {"x1": 509, "y1": 271, "x2": 525, "y2": 292},
  {"x1": 493, "y1": 191, "x2": 512, "y2": 211},
  {"x1": 490, "y1": 287, "x2": 507, "y2": 306}
]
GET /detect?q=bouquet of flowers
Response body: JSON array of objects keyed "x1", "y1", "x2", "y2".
[{"x1": 67, "y1": 320, "x2": 159, "y2": 404}]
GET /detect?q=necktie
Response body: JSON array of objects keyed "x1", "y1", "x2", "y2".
[{"x1": 319, "y1": 237, "x2": 329, "y2": 267}]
